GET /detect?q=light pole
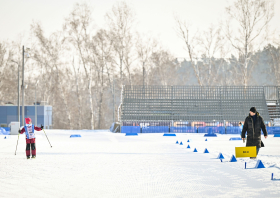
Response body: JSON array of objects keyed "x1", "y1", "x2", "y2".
[{"x1": 22, "y1": 46, "x2": 30, "y2": 126}]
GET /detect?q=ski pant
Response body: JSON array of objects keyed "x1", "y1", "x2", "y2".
[{"x1": 26, "y1": 138, "x2": 36, "y2": 157}]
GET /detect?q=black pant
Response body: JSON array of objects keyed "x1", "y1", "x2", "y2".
[{"x1": 26, "y1": 143, "x2": 36, "y2": 155}]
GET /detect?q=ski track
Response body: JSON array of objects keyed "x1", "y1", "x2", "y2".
[{"x1": 0, "y1": 131, "x2": 280, "y2": 198}]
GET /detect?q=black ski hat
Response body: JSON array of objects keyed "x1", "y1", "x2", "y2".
[{"x1": 250, "y1": 107, "x2": 256, "y2": 113}]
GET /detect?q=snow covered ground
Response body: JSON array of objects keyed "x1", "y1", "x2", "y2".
[{"x1": 1, "y1": 131, "x2": 280, "y2": 198}]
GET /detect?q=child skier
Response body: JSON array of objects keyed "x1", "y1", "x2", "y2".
[{"x1": 19, "y1": 118, "x2": 44, "y2": 159}]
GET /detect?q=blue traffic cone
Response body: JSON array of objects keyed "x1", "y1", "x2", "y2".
[
  {"x1": 187, "y1": 139, "x2": 190, "y2": 142},
  {"x1": 229, "y1": 155, "x2": 237, "y2": 162},
  {"x1": 217, "y1": 153, "x2": 225, "y2": 159},
  {"x1": 176, "y1": 141, "x2": 179, "y2": 144},
  {"x1": 205, "y1": 138, "x2": 207, "y2": 141},
  {"x1": 204, "y1": 148, "x2": 209, "y2": 153},
  {"x1": 193, "y1": 148, "x2": 198, "y2": 152},
  {"x1": 187, "y1": 145, "x2": 191, "y2": 148},
  {"x1": 255, "y1": 160, "x2": 265, "y2": 168},
  {"x1": 180, "y1": 141, "x2": 183, "y2": 145}
]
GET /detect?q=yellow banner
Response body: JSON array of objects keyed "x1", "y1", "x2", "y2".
[{"x1": 235, "y1": 146, "x2": 257, "y2": 158}]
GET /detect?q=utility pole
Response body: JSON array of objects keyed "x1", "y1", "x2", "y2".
[
  {"x1": 22, "y1": 46, "x2": 24, "y2": 126},
  {"x1": 18, "y1": 61, "x2": 20, "y2": 123},
  {"x1": 35, "y1": 82, "x2": 38, "y2": 126},
  {"x1": 21, "y1": 46, "x2": 30, "y2": 125}
]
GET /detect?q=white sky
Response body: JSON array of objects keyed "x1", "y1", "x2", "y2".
[{"x1": 0, "y1": 0, "x2": 279, "y2": 57}]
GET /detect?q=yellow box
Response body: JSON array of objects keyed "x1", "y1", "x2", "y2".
[{"x1": 235, "y1": 146, "x2": 257, "y2": 158}]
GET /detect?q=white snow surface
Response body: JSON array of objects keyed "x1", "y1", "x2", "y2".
[{"x1": 1, "y1": 131, "x2": 280, "y2": 198}]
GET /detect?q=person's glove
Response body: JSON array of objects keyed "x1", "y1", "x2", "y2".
[
  {"x1": 18, "y1": 129, "x2": 21, "y2": 134},
  {"x1": 41, "y1": 125, "x2": 44, "y2": 130}
]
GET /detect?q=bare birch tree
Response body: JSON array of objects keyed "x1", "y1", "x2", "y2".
[
  {"x1": 63, "y1": 2, "x2": 95, "y2": 129},
  {"x1": 71, "y1": 57, "x2": 82, "y2": 129},
  {"x1": 265, "y1": 44, "x2": 280, "y2": 85},
  {"x1": 225, "y1": 0, "x2": 274, "y2": 86},
  {"x1": 0, "y1": 41, "x2": 15, "y2": 103},
  {"x1": 136, "y1": 34, "x2": 157, "y2": 86},
  {"x1": 105, "y1": 1, "x2": 135, "y2": 85},
  {"x1": 31, "y1": 22, "x2": 73, "y2": 129},
  {"x1": 92, "y1": 29, "x2": 114, "y2": 129},
  {"x1": 197, "y1": 24, "x2": 226, "y2": 85},
  {"x1": 150, "y1": 49, "x2": 179, "y2": 86},
  {"x1": 175, "y1": 17, "x2": 202, "y2": 86}
]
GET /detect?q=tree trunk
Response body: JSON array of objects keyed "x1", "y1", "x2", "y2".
[
  {"x1": 55, "y1": 66, "x2": 72, "y2": 129},
  {"x1": 88, "y1": 71, "x2": 94, "y2": 130},
  {"x1": 72, "y1": 60, "x2": 82, "y2": 129},
  {"x1": 98, "y1": 65, "x2": 104, "y2": 129}
]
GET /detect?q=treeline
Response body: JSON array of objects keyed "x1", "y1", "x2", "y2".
[{"x1": 0, "y1": 1, "x2": 280, "y2": 129}]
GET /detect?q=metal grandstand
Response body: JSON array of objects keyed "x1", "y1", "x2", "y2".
[{"x1": 120, "y1": 86, "x2": 271, "y2": 127}]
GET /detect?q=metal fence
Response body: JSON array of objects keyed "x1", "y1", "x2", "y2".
[{"x1": 263, "y1": 86, "x2": 280, "y2": 101}]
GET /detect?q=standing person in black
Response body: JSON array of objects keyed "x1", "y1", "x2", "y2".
[{"x1": 241, "y1": 107, "x2": 268, "y2": 159}]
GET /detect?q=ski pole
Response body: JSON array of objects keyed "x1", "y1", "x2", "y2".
[
  {"x1": 15, "y1": 132, "x2": 20, "y2": 155},
  {"x1": 43, "y1": 128, "x2": 52, "y2": 148}
]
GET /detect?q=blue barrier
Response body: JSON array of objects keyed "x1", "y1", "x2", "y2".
[
  {"x1": 170, "y1": 127, "x2": 196, "y2": 133},
  {"x1": 229, "y1": 137, "x2": 242, "y2": 141},
  {"x1": 0, "y1": 127, "x2": 9, "y2": 135},
  {"x1": 163, "y1": 133, "x2": 176, "y2": 136},
  {"x1": 125, "y1": 133, "x2": 138, "y2": 136},
  {"x1": 274, "y1": 134, "x2": 280, "y2": 137},
  {"x1": 142, "y1": 126, "x2": 169, "y2": 133},
  {"x1": 273, "y1": 130, "x2": 280, "y2": 134},
  {"x1": 226, "y1": 127, "x2": 241, "y2": 134},
  {"x1": 70, "y1": 134, "x2": 81, "y2": 138},
  {"x1": 198, "y1": 127, "x2": 225, "y2": 134},
  {"x1": 204, "y1": 133, "x2": 217, "y2": 137},
  {"x1": 266, "y1": 127, "x2": 280, "y2": 134},
  {"x1": 2, "y1": 127, "x2": 10, "y2": 132},
  {"x1": 121, "y1": 126, "x2": 141, "y2": 133},
  {"x1": 119, "y1": 126, "x2": 279, "y2": 134}
]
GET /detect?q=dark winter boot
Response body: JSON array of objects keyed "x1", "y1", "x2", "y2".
[
  {"x1": 31, "y1": 155, "x2": 36, "y2": 159},
  {"x1": 27, "y1": 156, "x2": 30, "y2": 159}
]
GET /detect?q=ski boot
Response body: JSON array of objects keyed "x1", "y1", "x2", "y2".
[
  {"x1": 27, "y1": 156, "x2": 30, "y2": 159},
  {"x1": 31, "y1": 155, "x2": 36, "y2": 159}
]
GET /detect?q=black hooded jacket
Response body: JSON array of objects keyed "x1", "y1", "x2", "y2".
[{"x1": 241, "y1": 112, "x2": 267, "y2": 148}]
